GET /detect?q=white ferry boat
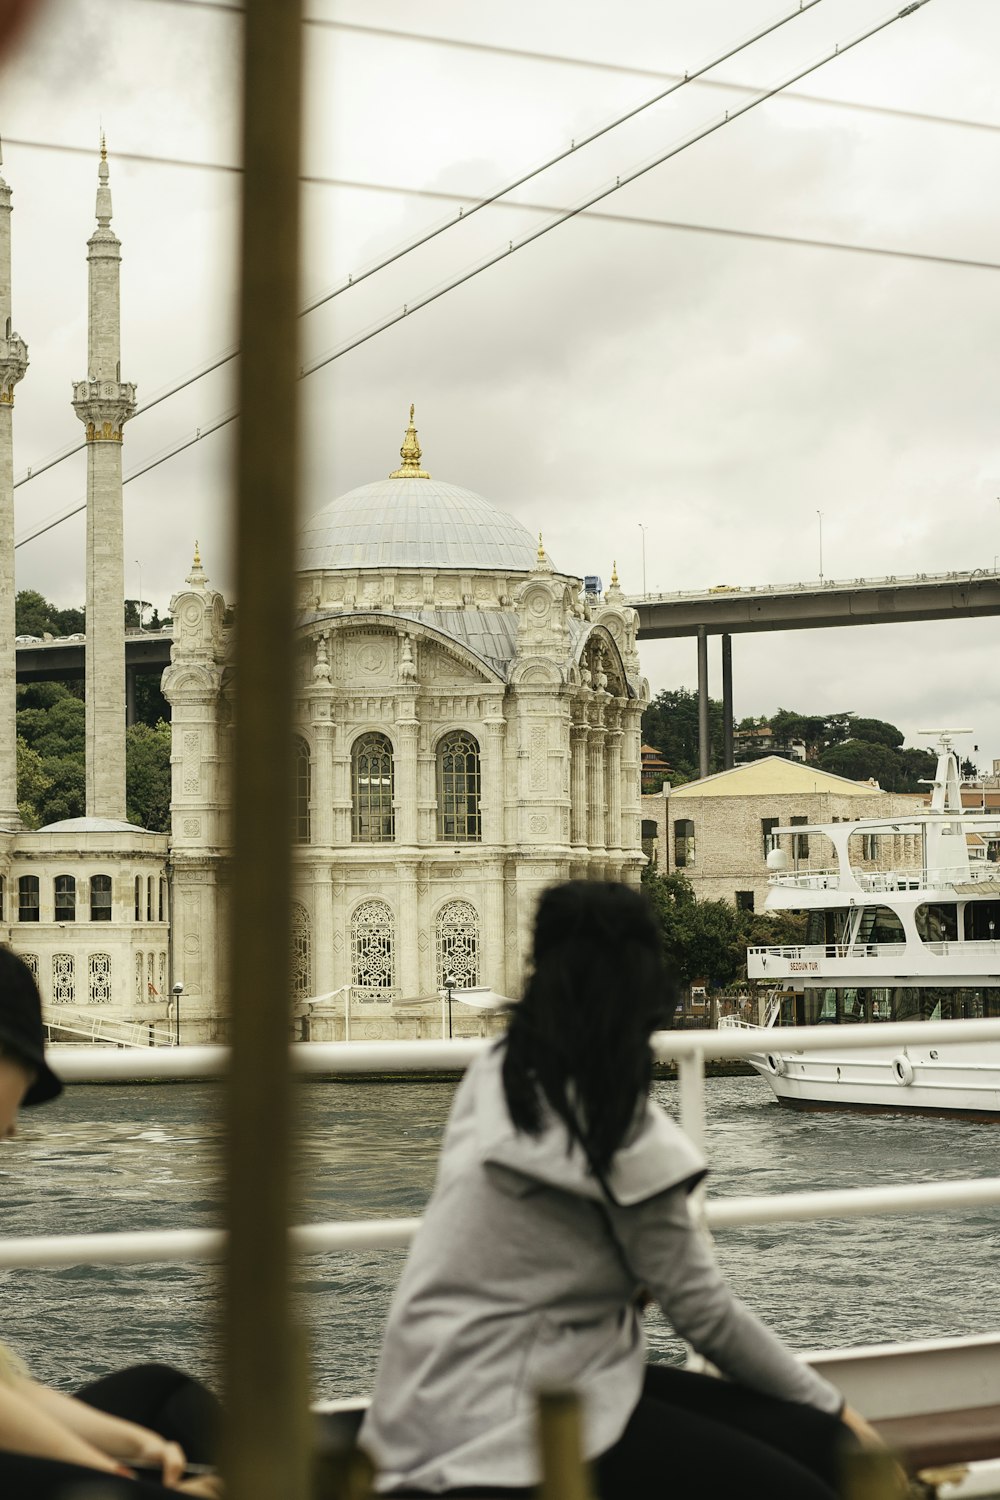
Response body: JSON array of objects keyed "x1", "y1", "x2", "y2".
[{"x1": 739, "y1": 731, "x2": 1000, "y2": 1116}]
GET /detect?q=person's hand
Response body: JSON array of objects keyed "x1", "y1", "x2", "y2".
[
  {"x1": 127, "y1": 1432, "x2": 188, "y2": 1486},
  {"x1": 841, "y1": 1404, "x2": 884, "y2": 1449},
  {"x1": 173, "y1": 1476, "x2": 224, "y2": 1498}
]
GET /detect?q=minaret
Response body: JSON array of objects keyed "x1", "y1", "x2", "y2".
[
  {"x1": 72, "y1": 140, "x2": 136, "y2": 820},
  {"x1": 0, "y1": 140, "x2": 28, "y2": 827}
]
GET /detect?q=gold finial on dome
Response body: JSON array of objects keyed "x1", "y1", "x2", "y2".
[
  {"x1": 389, "y1": 403, "x2": 430, "y2": 478},
  {"x1": 100, "y1": 131, "x2": 107, "y2": 162},
  {"x1": 193, "y1": 539, "x2": 201, "y2": 568},
  {"x1": 537, "y1": 533, "x2": 545, "y2": 561},
  {"x1": 611, "y1": 560, "x2": 619, "y2": 586}
]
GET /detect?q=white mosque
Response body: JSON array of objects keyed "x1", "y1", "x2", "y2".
[{"x1": 0, "y1": 146, "x2": 648, "y2": 1042}]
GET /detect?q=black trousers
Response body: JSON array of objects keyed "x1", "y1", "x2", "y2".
[
  {"x1": 392, "y1": 1364, "x2": 851, "y2": 1499},
  {"x1": 0, "y1": 1362, "x2": 220, "y2": 1498}
]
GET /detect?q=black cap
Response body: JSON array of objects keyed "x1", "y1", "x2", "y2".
[{"x1": 0, "y1": 946, "x2": 62, "y2": 1106}]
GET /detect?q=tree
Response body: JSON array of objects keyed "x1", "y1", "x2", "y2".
[
  {"x1": 642, "y1": 688, "x2": 728, "y2": 784},
  {"x1": 15, "y1": 589, "x2": 55, "y2": 637},
  {"x1": 642, "y1": 868, "x2": 747, "y2": 990},
  {"x1": 848, "y1": 717, "x2": 904, "y2": 750},
  {"x1": 32, "y1": 755, "x2": 85, "y2": 825},
  {"x1": 817, "y1": 739, "x2": 900, "y2": 788},
  {"x1": 126, "y1": 720, "x2": 172, "y2": 831},
  {"x1": 16, "y1": 736, "x2": 49, "y2": 828}
]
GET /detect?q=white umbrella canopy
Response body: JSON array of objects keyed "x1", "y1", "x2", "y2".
[{"x1": 393, "y1": 986, "x2": 516, "y2": 1011}]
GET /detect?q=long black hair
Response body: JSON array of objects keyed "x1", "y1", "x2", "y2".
[{"x1": 501, "y1": 880, "x2": 676, "y2": 1176}]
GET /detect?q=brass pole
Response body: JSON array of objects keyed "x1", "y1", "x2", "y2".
[
  {"x1": 222, "y1": 0, "x2": 307, "y2": 1497},
  {"x1": 537, "y1": 1392, "x2": 595, "y2": 1500}
]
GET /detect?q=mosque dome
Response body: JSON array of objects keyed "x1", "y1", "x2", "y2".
[{"x1": 297, "y1": 408, "x2": 540, "y2": 575}]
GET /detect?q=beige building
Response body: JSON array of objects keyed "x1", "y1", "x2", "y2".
[{"x1": 642, "y1": 756, "x2": 922, "y2": 909}]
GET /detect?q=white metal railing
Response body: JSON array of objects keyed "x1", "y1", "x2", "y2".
[
  {"x1": 767, "y1": 866, "x2": 1000, "y2": 893},
  {"x1": 44, "y1": 1013, "x2": 173, "y2": 1049},
  {"x1": 3, "y1": 1020, "x2": 1000, "y2": 1272},
  {"x1": 632, "y1": 564, "x2": 1000, "y2": 606}
]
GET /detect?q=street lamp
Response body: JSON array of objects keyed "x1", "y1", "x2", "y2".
[
  {"x1": 443, "y1": 971, "x2": 457, "y2": 1039},
  {"x1": 638, "y1": 522, "x2": 647, "y2": 598},
  {"x1": 816, "y1": 510, "x2": 824, "y2": 585},
  {"x1": 171, "y1": 980, "x2": 183, "y2": 1046}
]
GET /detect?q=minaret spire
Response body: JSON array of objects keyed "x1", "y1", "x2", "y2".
[
  {"x1": 72, "y1": 143, "x2": 137, "y2": 820},
  {"x1": 0, "y1": 137, "x2": 29, "y2": 826}
]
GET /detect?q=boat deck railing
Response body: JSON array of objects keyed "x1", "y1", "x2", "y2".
[
  {"x1": 749, "y1": 939, "x2": 1000, "y2": 963},
  {"x1": 767, "y1": 865, "x2": 998, "y2": 893},
  {"x1": 4, "y1": 1020, "x2": 1000, "y2": 1272}
]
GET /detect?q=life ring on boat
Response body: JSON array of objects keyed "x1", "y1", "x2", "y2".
[
  {"x1": 892, "y1": 1055, "x2": 914, "y2": 1086},
  {"x1": 765, "y1": 1053, "x2": 786, "y2": 1076}
]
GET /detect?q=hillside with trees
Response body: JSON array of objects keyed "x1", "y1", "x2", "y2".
[
  {"x1": 642, "y1": 690, "x2": 952, "y2": 793},
  {"x1": 14, "y1": 591, "x2": 172, "y2": 831}
]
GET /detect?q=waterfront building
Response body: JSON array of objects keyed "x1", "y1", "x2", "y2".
[{"x1": 641, "y1": 757, "x2": 922, "y2": 909}]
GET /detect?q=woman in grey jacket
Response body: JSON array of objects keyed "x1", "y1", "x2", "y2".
[{"x1": 361, "y1": 881, "x2": 885, "y2": 1497}]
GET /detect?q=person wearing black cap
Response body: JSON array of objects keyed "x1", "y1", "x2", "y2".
[{"x1": 0, "y1": 947, "x2": 223, "y2": 1496}]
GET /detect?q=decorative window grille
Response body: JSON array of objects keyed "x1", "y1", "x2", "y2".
[
  {"x1": 90, "y1": 875, "x2": 113, "y2": 922},
  {"x1": 352, "y1": 734, "x2": 395, "y2": 843},
  {"x1": 435, "y1": 900, "x2": 480, "y2": 989},
  {"x1": 351, "y1": 900, "x2": 395, "y2": 1003},
  {"x1": 158, "y1": 952, "x2": 166, "y2": 1001},
  {"x1": 18, "y1": 876, "x2": 39, "y2": 922},
  {"x1": 21, "y1": 953, "x2": 38, "y2": 981},
  {"x1": 294, "y1": 737, "x2": 311, "y2": 844},
  {"x1": 89, "y1": 952, "x2": 112, "y2": 1005},
  {"x1": 436, "y1": 732, "x2": 481, "y2": 842},
  {"x1": 147, "y1": 951, "x2": 157, "y2": 1002},
  {"x1": 54, "y1": 875, "x2": 76, "y2": 923},
  {"x1": 135, "y1": 952, "x2": 145, "y2": 1005},
  {"x1": 52, "y1": 952, "x2": 75, "y2": 1005},
  {"x1": 134, "y1": 876, "x2": 142, "y2": 921},
  {"x1": 290, "y1": 902, "x2": 311, "y2": 1000}
]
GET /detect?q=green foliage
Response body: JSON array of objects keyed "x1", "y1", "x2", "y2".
[
  {"x1": 33, "y1": 756, "x2": 86, "y2": 825},
  {"x1": 16, "y1": 737, "x2": 48, "y2": 829},
  {"x1": 126, "y1": 720, "x2": 172, "y2": 832},
  {"x1": 14, "y1": 590, "x2": 85, "y2": 638},
  {"x1": 641, "y1": 688, "x2": 727, "y2": 784},
  {"x1": 818, "y1": 738, "x2": 937, "y2": 793},
  {"x1": 643, "y1": 868, "x2": 809, "y2": 992},
  {"x1": 848, "y1": 717, "x2": 904, "y2": 750}
]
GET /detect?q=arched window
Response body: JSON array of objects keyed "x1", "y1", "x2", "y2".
[
  {"x1": 436, "y1": 900, "x2": 480, "y2": 989},
  {"x1": 135, "y1": 952, "x2": 145, "y2": 1005},
  {"x1": 147, "y1": 876, "x2": 154, "y2": 923},
  {"x1": 351, "y1": 900, "x2": 395, "y2": 1003},
  {"x1": 290, "y1": 901, "x2": 311, "y2": 1000},
  {"x1": 673, "y1": 819, "x2": 695, "y2": 869},
  {"x1": 52, "y1": 952, "x2": 75, "y2": 1004},
  {"x1": 20, "y1": 953, "x2": 38, "y2": 981},
  {"x1": 54, "y1": 875, "x2": 76, "y2": 923},
  {"x1": 134, "y1": 875, "x2": 142, "y2": 921},
  {"x1": 18, "y1": 876, "x2": 39, "y2": 922},
  {"x1": 90, "y1": 875, "x2": 113, "y2": 922},
  {"x1": 89, "y1": 953, "x2": 112, "y2": 1004},
  {"x1": 436, "y1": 732, "x2": 481, "y2": 842},
  {"x1": 159, "y1": 879, "x2": 167, "y2": 923},
  {"x1": 352, "y1": 733, "x2": 395, "y2": 843},
  {"x1": 294, "y1": 737, "x2": 311, "y2": 843}
]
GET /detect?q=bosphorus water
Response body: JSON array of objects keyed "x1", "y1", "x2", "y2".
[{"x1": 1, "y1": 1074, "x2": 997, "y2": 1399}]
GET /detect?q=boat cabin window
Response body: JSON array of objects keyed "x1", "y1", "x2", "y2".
[
  {"x1": 964, "y1": 900, "x2": 1000, "y2": 942},
  {"x1": 914, "y1": 903, "x2": 958, "y2": 943},
  {"x1": 858, "y1": 905, "x2": 905, "y2": 944},
  {"x1": 805, "y1": 909, "x2": 850, "y2": 946}
]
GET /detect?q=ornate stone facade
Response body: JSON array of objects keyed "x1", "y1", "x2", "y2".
[{"x1": 165, "y1": 414, "x2": 648, "y2": 1039}]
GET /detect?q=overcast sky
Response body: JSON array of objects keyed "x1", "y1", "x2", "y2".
[{"x1": 2, "y1": 0, "x2": 999, "y2": 767}]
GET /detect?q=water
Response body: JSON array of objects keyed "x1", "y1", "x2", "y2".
[{"x1": 1, "y1": 1076, "x2": 998, "y2": 1401}]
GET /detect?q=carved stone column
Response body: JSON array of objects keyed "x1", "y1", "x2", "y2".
[
  {"x1": 312, "y1": 865, "x2": 334, "y2": 995},
  {"x1": 570, "y1": 710, "x2": 589, "y2": 848},
  {"x1": 482, "y1": 715, "x2": 507, "y2": 845},
  {"x1": 483, "y1": 860, "x2": 506, "y2": 995},
  {"x1": 312, "y1": 718, "x2": 334, "y2": 847},
  {"x1": 395, "y1": 716, "x2": 420, "y2": 845},
  {"x1": 605, "y1": 707, "x2": 623, "y2": 854},
  {"x1": 587, "y1": 707, "x2": 607, "y2": 853},
  {"x1": 397, "y1": 861, "x2": 419, "y2": 999}
]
